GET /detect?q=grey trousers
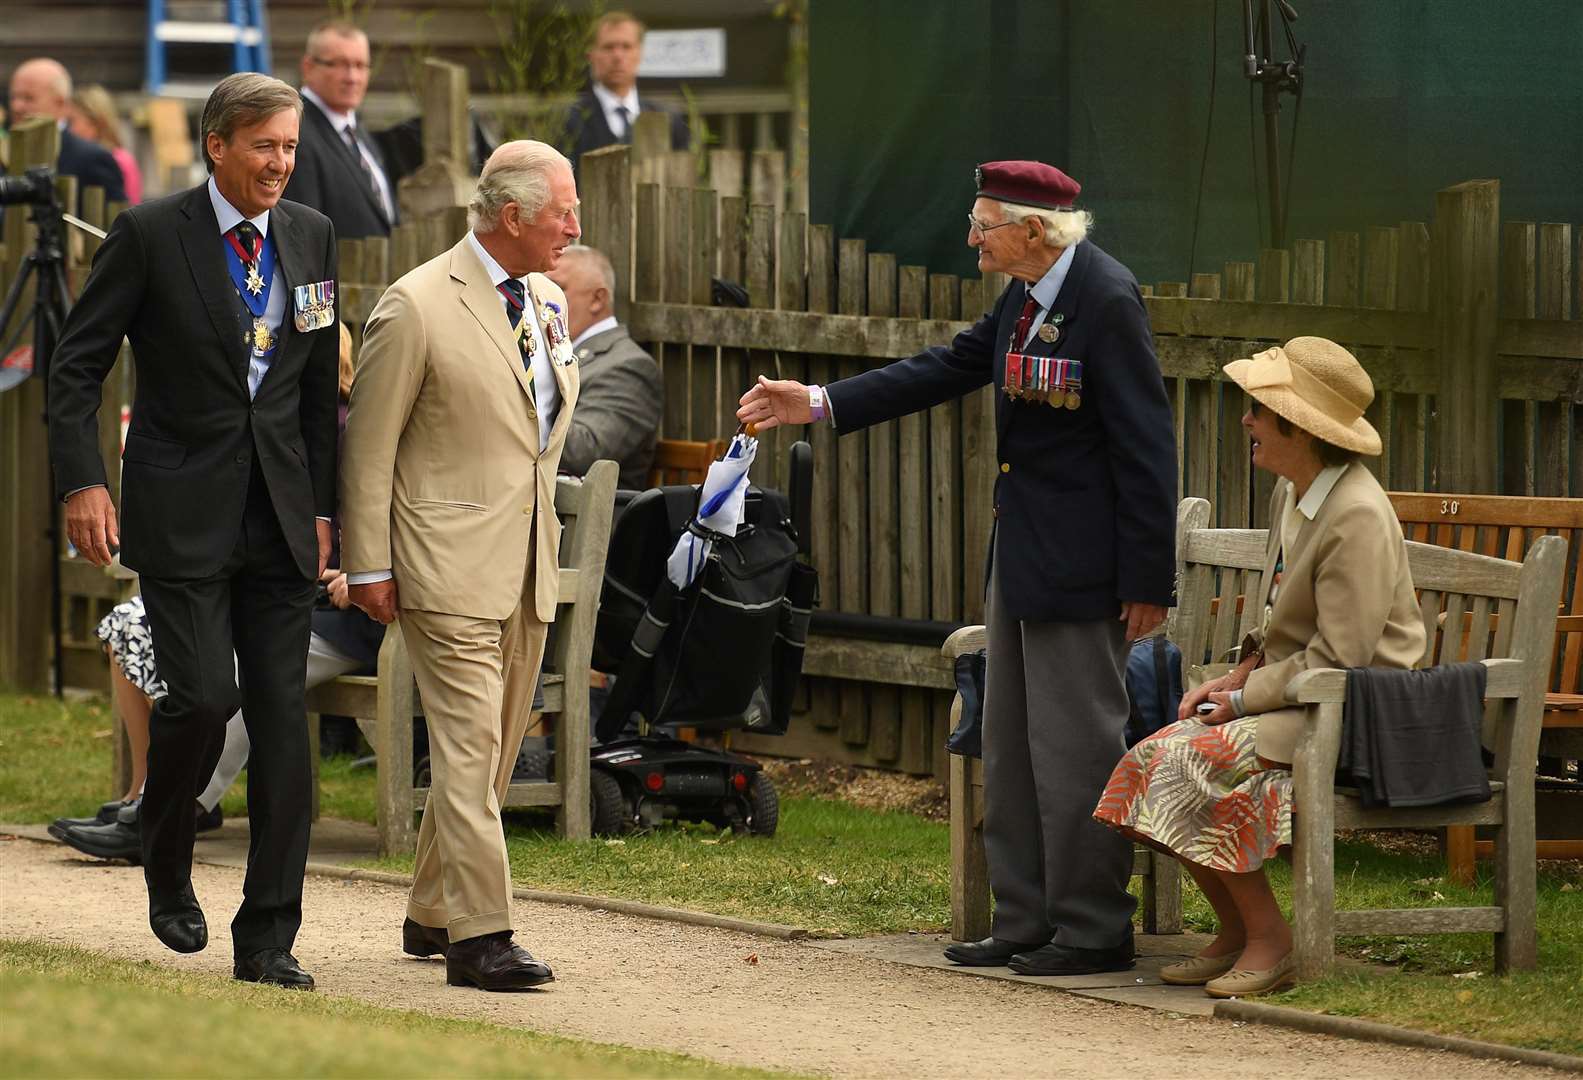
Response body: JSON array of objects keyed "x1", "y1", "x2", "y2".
[{"x1": 982, "y1": 560, "x2": 1137, "y2": 948}]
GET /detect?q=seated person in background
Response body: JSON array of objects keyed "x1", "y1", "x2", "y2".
[
  {"x1": 547, "y1": 243, "x2": 662, "y2": 489},
  {"x1": 52, "y1": 576, "x2": 384, "y2": 861},
  {"x1": 1093, "y1": 337, "x2": 1425, "y2": 999}
]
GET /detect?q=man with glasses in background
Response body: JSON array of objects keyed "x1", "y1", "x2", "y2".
[
  {"x1": 283, "y1": 19, "x2": 397, "y2": 239},
  {"x1": 738, "y1": 161, "x2": 1176, "y2": 979}
]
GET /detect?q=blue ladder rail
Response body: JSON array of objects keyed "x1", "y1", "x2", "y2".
[{"x1": 147, "y1": 0, "x2": 271, "y2": 96}]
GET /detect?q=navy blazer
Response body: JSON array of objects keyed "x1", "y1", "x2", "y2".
[
  {"x1": 48, "y1": 185, "x2": 340, "y2": 581},
  {"x1": 826, "y1": 241, "x2": 1177, "y2": 622},
  {"x1": 58, "y1": 127, "x2": 126, "y2": 207}
]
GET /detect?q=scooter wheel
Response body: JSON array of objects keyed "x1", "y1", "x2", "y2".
[
  {"x1": 589, "y1": 769, "x2": 632, "y2": 835},
  {"x1": 746, "y1": 772, "x2": 779, "y2": 837}
]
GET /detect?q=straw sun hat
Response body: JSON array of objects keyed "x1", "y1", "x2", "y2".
[{"x1": 1222, "y1": 336, "x2": 1382, "y2": 456}]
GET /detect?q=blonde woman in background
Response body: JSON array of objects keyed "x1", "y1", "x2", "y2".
[{"x1": 67, "y1": 84, "x2": 142, "y2": 204}]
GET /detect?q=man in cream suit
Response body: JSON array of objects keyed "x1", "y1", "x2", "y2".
[{"x1": 339, "y1": 140, "x2": 581, "y2": 991}]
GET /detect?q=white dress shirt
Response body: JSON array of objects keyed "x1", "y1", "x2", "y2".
[
  {"x1": 300, "y1": 86, "x2": 395, "y2": 223},
  {"x1": 591, "y1": 82, "x2": 640, "y2": 140},
  {"x1": 571, "y1": 315, "x2": 619, "y2": 353}
]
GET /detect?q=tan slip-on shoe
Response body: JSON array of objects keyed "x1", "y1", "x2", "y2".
[
  {"x1": 1158, "y1": 952, "x2": 1238, "y2": 986},
  {"x1": 1203, "y1": 952, "x2": 1296, "y2": 998}
]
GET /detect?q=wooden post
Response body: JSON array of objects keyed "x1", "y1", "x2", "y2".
[
  {"x1": 579, "y1": 145, "x2": 632, "y2": 323},
  {"x1": 0, "y1": 118, "x2": 62, "y2": 691},
  {"x1": 396, "y1": 59, "x2": 474, "y2": 220},
  {"x1": 1431, "y1": 180, "x2": 1501, "y2": 494}
]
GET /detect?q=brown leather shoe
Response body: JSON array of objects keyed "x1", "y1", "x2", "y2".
[
  {"x1": 403, "y1": 917, "x2": 450, "y2": 958},
  {"x1": 444, "y1": 931, "x2": 554, "y2": 991}
]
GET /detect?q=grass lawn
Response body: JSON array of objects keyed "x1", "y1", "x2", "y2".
[
  {"x1": 0, "y1": 940, "x2": 799, "y2": 1080},
  {"x1": 4, "y1": 690, "x2": 1580, "y2": 1054}
]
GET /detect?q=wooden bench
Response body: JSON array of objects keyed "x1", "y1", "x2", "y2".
[
  {"x1": 648, "y1": 438, "x2": 727, "y2": 488},
  {"x1": 1388, "y1": 492, "x2": 1583, "y2": 883},
  {"x1": 939, "y1": 499, "x2": 1218, "y2": 941},
  {"x1": 945, "y1": 496, "x2": 1566, "y2": 977},
  {"x1": 306, "y1": 460, "x2": 619, "y2": 854}
]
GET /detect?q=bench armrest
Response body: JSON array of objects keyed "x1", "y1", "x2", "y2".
[
  {"x1": 1284, "y1": 657, "x2": 1526, "y2": 706},
  {"x1": 943, "y1": 625, "x2": 987, "y2": 659}
]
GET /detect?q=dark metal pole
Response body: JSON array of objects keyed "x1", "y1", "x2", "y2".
[{"x1": 1258, "y1": 0, "x2": 1284, "y2": 250}]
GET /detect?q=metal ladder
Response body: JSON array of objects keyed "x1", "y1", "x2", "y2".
[{"x1": 146, "y1": 0, "x2": 271, "y2": 98}]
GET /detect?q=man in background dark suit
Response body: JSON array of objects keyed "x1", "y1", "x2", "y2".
[
  {"x1": 739, "y1": 161, "x2": 1177, "y2": 979},
  {"x1": 546, "y1": 243, "x2": 662, "y2": 488},
  {"x1": 282, "y1": 19, "x2": 395, "y2": 238},
  {"x1": 561, "y1": 11, "x2": 688, "y2": 171},
  {"x1": 7, "y1": 57, "x2": 126, "y2": 205},
  {"x1": 49, "y1": 73, "x2": 339, "y2": 990}
]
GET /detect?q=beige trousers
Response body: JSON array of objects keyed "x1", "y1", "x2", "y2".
[{"x1": 399, "y1": 600, "x2": 548, "y2": 942}]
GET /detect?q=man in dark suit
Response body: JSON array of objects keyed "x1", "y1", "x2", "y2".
[
  {"x1": 546, "y1": 243, "x2": 662, "y2": 488},
  {"x1": 7, "y1": 58, "x2": 126, "y2": 205},
  {"x1": 49, "y1": 73, "x2": 339, "y2": 990},
  {"x1": 739, "y1": 161, "x2": 1177, "y2": 977},
  {"x1": 561, "y1": 11, "x2": 688, "y2": 171},
  {"x1": 281, "y1": 19, "x2": 395, "y2": 238}
]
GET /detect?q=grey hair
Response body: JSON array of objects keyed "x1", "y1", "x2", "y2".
[
  {"x1": 559, "y1": 244, "x2": 616, "y2": 294},
  {"x1": 468, "y1": 140, "x2": 572, "y2": 232},
  {"x1": 998, "y1": 200, "x2": 1093, "y2": 249},
  {"x1": 199, "y1": 72, "x2": 301, "y2": 173}
]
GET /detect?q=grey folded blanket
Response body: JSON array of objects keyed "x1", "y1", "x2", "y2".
[{"x1": 1339, "y1": 663, "x2": 1492, "y2": 809}]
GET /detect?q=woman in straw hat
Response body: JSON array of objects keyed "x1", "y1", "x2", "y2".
[{"x1": 1093, "y1": 336, "x2": 1425, "y2": 997}]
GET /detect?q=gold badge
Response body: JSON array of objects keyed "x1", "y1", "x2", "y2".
[
  {"x1": 1038, "y1": 322, "x2": 1059, "y2": 343},
  {"x1": 251, "y1": 317, "x2": 274, "y2": 353}
]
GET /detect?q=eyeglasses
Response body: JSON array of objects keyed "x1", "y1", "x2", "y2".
[
  {"x1": 967, "y1": 214, "x2": 1016, "y2": 237},
  {"x1": 309, "y1": 57, "x2": 370, "y2": 74}
]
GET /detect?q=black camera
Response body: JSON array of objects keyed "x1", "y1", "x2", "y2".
[{"x1": 0, "y1": 166, "x2": 59, "y2": 208}]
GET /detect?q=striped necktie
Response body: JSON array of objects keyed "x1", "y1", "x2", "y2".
[{"x1": 496, "y1": 277, "x2": 536, "y2": 386}]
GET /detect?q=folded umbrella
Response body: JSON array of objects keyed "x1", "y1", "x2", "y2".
[{"x1": 666, "y1": 430, "x2": 758, "y2": 588}]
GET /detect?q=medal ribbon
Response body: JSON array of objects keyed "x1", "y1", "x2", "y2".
[
  {"x1": 495, "y1": 279, "x2": 537, "y2": 384},
  {"x1": 223, "y1": 224, "x2": 276, "y2": 319}
]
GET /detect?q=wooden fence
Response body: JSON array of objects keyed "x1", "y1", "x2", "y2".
[{"x1": 6, "y1": 112, "x2": 1582, "y2": 779}]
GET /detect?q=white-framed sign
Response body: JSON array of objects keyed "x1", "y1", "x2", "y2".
[{"x1": 639, "y1": 29, "x2": 727, "y2": 78}]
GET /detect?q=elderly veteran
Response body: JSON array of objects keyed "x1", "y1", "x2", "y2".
[
  {"x1": 739, "y1": 161, "x2": 1177, "y2": 976},
  {"x1": 1094, "y1": 336, "x2": 1425, "y2": 998}
]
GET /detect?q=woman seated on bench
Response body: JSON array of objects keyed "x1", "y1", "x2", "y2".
[{"x1": 1093, "y1": 337, "x2": 1425, "y2": 997}]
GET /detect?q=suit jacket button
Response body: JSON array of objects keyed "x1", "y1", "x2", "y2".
[
  {"x1": 992, "y1": 504, "x2": 1000, "y2": 519},
  {"x1": 999, "y1": 462, "x2": 1011, "y2": 473},
  {"x1": 523, "y1": 506, "x2": 532, "y2": 515},
  {"x1": 235, "y1": 455, "x2": 247, "y2": 464}
]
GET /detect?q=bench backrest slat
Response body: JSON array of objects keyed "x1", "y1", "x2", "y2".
[{"x1": 1389, "y1": 492, "x2": 1583, "y2": 695}]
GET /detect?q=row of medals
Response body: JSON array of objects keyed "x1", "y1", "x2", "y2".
[
  {"x1": 245, "y1": 263, "x2": 274, "y2": 353},
  {"x1": 1007, "y1": 320, "x2": 1082, "y2": 410}
]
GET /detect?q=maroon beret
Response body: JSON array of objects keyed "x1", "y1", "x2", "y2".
[{"x1": 974, "y1": 160, "x2": 1081, "y2": 211}]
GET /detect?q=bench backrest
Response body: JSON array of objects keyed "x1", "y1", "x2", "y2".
[
  {"x1": 648, "y1": 438, "x2": 726, "y2": 487},
  {"x1": 1388, "y1": 492, "x2": 1583, "y2": 695},
  {"x1": 544, "y1": 460, "x2": 619, "y2": 679},
  {"x1": 1171, "y1": 496, "x2": 1566, "y2": 771}
]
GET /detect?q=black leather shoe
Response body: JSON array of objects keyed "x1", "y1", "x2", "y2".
[
  {"x1": 403, "y1": 917, "x2": 450, "y2": 958},
  {"x1": 58, "y1": 819, "x2": 141, "y2": 862},
  {"x1": 149, "y1": 884, "x2": 208, "y2": 954},
  {"x1": 943, "y1": 936, "x2": 1049, "y2": 967},
  {"x1": 445, "y1": 932, "x2": 554, "y2": 990},
  {"x1": 49, "y1": 798, "x2": 132, "y2": 836},
  {"x1": 1008, "y1": 930, "x2": 1136, "y2": 976},
  {"x1": 194, "y1": 802, "x2": 223, "y2": 834},
  {"x1": 234, "y1": 948, "x2": 315, "y2": 990}
]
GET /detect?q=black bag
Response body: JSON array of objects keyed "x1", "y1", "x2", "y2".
[
  {"x1": 594, "y1": 452, "x2": 817, "y2": 742},
  {"x1": 1125, "y1": 635, "x2": 1183, "y2": 747},
  {"x1": 946, "y1": 649, "x2": 987, "y2": 758}
]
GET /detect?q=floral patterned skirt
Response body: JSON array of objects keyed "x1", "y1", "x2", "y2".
[
  {"x1": 1092, "y1": 716, "x2": 1292, "y2": 873},
  {"x1": 95, "y1": 596, "x2": 167, "y2": 700}
]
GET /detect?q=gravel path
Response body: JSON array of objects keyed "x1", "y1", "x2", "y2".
[{"x1": 0, "y1": 835, "x2": 1552, "y2": 1079}]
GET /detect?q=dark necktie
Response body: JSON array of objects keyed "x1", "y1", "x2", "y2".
[
  {"x1": 496, "y1": 278, "x2": 536, "y2": 386},
  {"x1": 1012, "y1": 294, "x2": 1040, "y2": 350},
  {"x1": 614, "y1": 104, "x2": 631, "y2": 143},
  {"x1": 343, "y1": 123, "x2": 388, "y2": 219},
  {"x1": 232, "y1": 220, "x2": 261, "y2": 263}
]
